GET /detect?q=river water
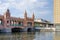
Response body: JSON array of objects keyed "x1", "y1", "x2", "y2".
[{"x1": 0, "y1": 32, "x2": 59, "y2": 40}]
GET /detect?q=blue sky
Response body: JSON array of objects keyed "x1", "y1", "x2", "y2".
[{"x1": 0, "y1": 0, "x2": 53, "y2": 22}]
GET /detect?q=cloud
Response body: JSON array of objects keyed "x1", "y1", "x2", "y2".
[
  {"x1": 0, "y1": 1, "x2": 1, "y2": 4},
  {"x1": 0, "y1": 0, "x2": 48, "y2": 9},
  {"x1": 0, "y1": 2, "x2": 10, "y2": 14},
  {"x1": 0, "y1": 0, "x2": 51, "y2": 16},
  {"x1": 0, "y1": 0, "x2": 53, "y2": 22},
  {"x1": 34, "y1": 10, "x2": 51, "y2": 18},
  {"x1": 39, "y1": 10, "x2": 50, "y2": 15}
]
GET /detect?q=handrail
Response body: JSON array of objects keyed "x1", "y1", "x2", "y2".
[{"x1": 10, "y1": 24, "x2": 23, "y2": 26}]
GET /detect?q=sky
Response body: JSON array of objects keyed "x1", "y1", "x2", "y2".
[{"x1": 0, "y1": 0, "x2": 53, "y2": 22}]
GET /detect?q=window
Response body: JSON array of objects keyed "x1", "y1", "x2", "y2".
[
  {"x1": 18, "y1": 22, "x2": 23, "y2": 26},
  {"x1": 7, "y1": 21, "x2": 9, "y2": 23},
  {"x1": 11, "y1": 21, "x2": 13, "y2": 24},
  {"x1": 27, "y1": 22, "x2": 32, "y2": 26},
  {"x1": 10, "y1": 21, "x2": 14, "y2": 26},
  {"x1": 0, "y1": 19, "x2": 3, "y2": 25},
  {"x1": 0, "y1": 20, "x2": 2, "y2": 24},
  {"x1": 7, "y1": 20, "x2": 10, "y2": 25}
]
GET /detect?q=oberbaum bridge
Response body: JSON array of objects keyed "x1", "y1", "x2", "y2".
[{"x1": 0, "y1": 9, "x2": 54, "y2": 32}]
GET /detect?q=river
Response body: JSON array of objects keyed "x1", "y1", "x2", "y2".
[{"x1": 0, "y1": 32, "x2": 59, "y2": 40}]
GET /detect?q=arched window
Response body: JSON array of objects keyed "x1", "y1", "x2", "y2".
[
  {"x1": 0, "y1": 20, "x2": 2, "y2": 24},
  {"x1": 10, "y1": 20, "x2": 14, "y2": 24},
  {"x1": 27, "y1": 22, "x2": 32, "y2": 26},
  {"x1": 10, "y1": 20, "x2": 14, "y2": 26},
  {"x1": 18, "y1": 22, "x2": 23, "y2": 26}
]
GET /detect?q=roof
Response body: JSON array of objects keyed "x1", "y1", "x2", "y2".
[{"x1": 10, "y1": 17, "x2": 24, "y2": 21}]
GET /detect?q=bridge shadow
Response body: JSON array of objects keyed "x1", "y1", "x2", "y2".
[{"x1": 11, "y1": 28, "x2": 23, "y2": 33}]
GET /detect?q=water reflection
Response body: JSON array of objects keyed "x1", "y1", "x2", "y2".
[
  {"x1": 0, "y1": 32, "x2": 35, "y2": 40},
  {"x1": 54, "y1": 32, "x2": 60, "y2": 40},
  {"x1": 34, "y1": 32, "x2": 54, "y2": 40},
  {"x1": 0, "y1": 32, "x2": 60, "y2": 40}
]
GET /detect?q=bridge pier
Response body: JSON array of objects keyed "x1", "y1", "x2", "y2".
[
  {"x1": 1, "y1": 28, "x2": 11, "y2": 32},
  {"x1": 23, "y1": 27, "x2": 35, "y2": 32}
]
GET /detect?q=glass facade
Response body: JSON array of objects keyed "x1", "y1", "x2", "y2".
[
  {"x1": 56, "y1": 24, "x2": 60, "y2": 30},
  {"x1": 27, "y1": 22, "x2": 32, "y2": 26}
]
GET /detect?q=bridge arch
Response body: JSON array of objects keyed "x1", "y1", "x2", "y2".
[
  {"x1": 11, "y1": 28, "x2": 23, "y2": 32},
  {"x1": 27, "y1": 28, "x2": 34, "y2": 32}
]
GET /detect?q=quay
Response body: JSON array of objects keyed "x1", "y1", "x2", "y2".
[{"x1": 34, "y1": 27, "x2": 55, "y2": 32}]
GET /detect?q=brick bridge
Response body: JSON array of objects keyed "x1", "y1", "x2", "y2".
[{"x1": 0, "y1": 9, "x2": 34, "y2": 32}]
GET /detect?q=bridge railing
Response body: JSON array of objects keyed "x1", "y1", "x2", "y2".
[{"x1": 10, "y1": 24, "x2": 23, "y2": 26}]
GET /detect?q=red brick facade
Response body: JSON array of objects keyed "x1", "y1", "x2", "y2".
[{"x1": 0, "y1": 9, "x2": 34, "y2": 29}]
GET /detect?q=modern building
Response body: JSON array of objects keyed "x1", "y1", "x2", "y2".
[
  {"x1": 34, "y1": 19, "x2": 53, "y2": 27},
  {"x1": 34, "y1": 19, "x2": 54, "y2": 31},
  {"x1": 0, "y1": 9, "x2": 34, "y2": 32},
  {"x1": 54, "y1": 0, "x2": 60, "y2": 31}
]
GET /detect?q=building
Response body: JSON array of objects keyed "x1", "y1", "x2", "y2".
[
  {"x1": 54, "y1": 0, "x2": 60, "y2": 31},
  {"x1": 34, "y1": 19, "x2": 54, "y2": 31},
  {"x1": 0, "y1": 9, "x2": 34, "y2": 32},
  {"x1": 34, "y1": 19, "x2": 53, "y2": 27},
  {"x1": 0, "y1": 9, "x2": 54, "y2": 32}
]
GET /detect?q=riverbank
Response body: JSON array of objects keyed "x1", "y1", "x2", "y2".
[
  {"x1": 41, "y1": 28, "x2": 55, "y2": 32},
  {"x1": 35, "y1": 27, "x2": 55, "y2": 32},
  {"x1": 0, "y1": 27, "x2": 55, "y2": 32}
]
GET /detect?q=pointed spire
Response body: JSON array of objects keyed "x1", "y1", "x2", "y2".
[
  {"x1": 7, "y1": 9, "x2": 9, "y2": 12},
  {"x1": 24, "y1": 10, "x2": 27, "y2": 18},
  {"x1": 32, "y1": 12, "x2": 34, "y2": 19},
  {"x1": 4, "y1": 9, "x2": 10, "y2": 17},
  {"x1": 6, "y1": 9, "x2": 10, "y2": 14},
  {"x1": 25, "y1": 10, "x2": 27, "y2": 14}
]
